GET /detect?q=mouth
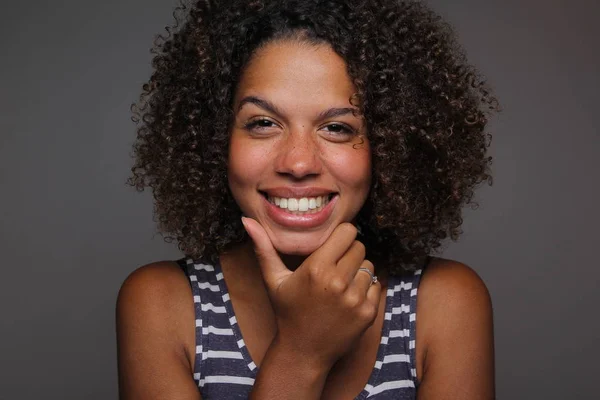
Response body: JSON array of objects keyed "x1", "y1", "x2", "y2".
[{"x1": 259, "y1": 191, "x2": 337, "y2": 215}]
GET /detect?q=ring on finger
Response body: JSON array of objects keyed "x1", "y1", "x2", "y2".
[{"x1": 358, "y1": 267, "x2": 378, "y2": 286}]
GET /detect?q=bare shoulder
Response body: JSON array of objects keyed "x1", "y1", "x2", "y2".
[
  {"x1": 415, "y1": 257, "x2": 495, "y2": 399},
  {"x1": 116, "y1": 260, "x2": 195, "y2": 354},
  {"x1": 419, "y1": 257, "x2": 493, "y2": 310},
  {"x1": 417, "y1": 256, "x2": 493, "y2": 343},
  {"x1": 116, "y1": 261, "x2": 199, "y2": 399},
  {"x1": 117, "y1": 261, "x2": 192, "y2": 309}
]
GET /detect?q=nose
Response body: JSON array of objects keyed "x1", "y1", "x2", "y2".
[{"x1": 274, "y1": 129, "x2": 322, "y2": 179}]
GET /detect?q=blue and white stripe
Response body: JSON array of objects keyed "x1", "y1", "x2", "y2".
[{"x1": 180, "y1": 258, "x2": 425, "y2": 399}]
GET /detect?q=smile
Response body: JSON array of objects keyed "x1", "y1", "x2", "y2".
[
  {"x1": 260, "y1": 191, "x2": 339, "y2": 229},
  {"x1": 266, "y1": 194, "x2": 333, "y2": 214}
]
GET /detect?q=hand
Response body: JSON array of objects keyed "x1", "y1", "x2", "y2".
[{"x1": 241, "y1": 217, "x2": 382, "y2": 370}]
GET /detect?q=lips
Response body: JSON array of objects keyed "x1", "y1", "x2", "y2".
[{"x1": 262, "y1": 192, "x2": 339, "y2": 230}]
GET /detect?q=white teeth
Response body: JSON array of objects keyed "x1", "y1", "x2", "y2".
[
  {"x1": 267, "y1": 194, "x2": 332, "y2": 213},
  {"x1": 288, "y1": 198, "x2": 299, "y2": 211},
  {"x1": 298, "y1": 198, "x2": 309, "y2": 212}
]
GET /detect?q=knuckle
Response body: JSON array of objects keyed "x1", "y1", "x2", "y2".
[
  {"x1": 329, "y1": 277, "x2": 348, "y2": 294},
  {"x1": 343, "y1": 290, "x2": 361, "y2": 308},
  {"x1": 359, "y1": 304, "x2": 378, "y2": 323},
  {"x1": 307, "y1": 265, "x2": 323, "y2": 282}
]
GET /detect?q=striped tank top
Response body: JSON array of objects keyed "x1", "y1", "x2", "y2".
[{"x1": 178, "y1": 257, "x2": 424, "y2": 399}]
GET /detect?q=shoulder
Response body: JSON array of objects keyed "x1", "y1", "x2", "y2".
[
  {"x1": 116, "y1": 262, "x2": 201, "y2": 397},
  {"x1": 117, "y1": 260, "x2": 193, "y2": 315},
  {"x1": 416, "y1": 257, "x2": 493, "y2": 342},
  {"x1": 414, "y1": 257, "x2": 495, "y2": 395},
  {"x1": 418, "y1": 257, "x2": 493, "y2": 310},
  {"x1": 116, "y1": 260, "x2": 196, "y2": 359}
]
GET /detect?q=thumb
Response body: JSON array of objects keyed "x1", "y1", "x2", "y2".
[{"x1": 241, "y1": 217, "x2": 290, "y2": 289}]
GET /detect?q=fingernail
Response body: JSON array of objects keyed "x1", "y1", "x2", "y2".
[{"x1": 241, "y1": 216, "x2": 249, "y2": 232}]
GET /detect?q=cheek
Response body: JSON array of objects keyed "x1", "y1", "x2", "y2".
[
  {"x1": 227, "y1": 136, "x2": 270, "y2": 193},
  {"x1": 326, "y1": 144, "x2": 372, "y2": 192}
]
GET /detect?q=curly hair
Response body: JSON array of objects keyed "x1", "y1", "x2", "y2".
[{"x1": 129, "y1": 0, "x2": 498, "y2": 275}]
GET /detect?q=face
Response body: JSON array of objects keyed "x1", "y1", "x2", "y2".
[{"x1": 228, "y1": 40, "x2": 371, "y2": 256}]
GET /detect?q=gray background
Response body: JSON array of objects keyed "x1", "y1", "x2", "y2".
[{"x1": 1, "y1": 0, "x2": 598, "y2": 398}]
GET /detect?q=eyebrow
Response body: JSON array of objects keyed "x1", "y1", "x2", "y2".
[{"x1": 237, "y1": 95, "x2": 359, "y2": 120}]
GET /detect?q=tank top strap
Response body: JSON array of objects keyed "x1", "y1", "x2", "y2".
[
  {"x1": 179, "y1": 257, "x2": 256, "y2": 398},
  {"x1": 398, "y1": 257, "x2": 428, "y2": 387},
  {"x1": 377, "y1": 258, "x2": 427, "y2": 391},
  {"x1": 178, "y1": 258, "x2": 220, "y2": 387}
]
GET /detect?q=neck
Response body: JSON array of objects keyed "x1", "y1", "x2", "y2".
[
  {"x1": 231, "y1": 240, "x2": 308, "y2": 272},
  {"x1": 278, "y1": 253, "x2": 307, "y2": 271}
]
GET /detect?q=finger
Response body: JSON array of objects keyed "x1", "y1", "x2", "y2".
[
  {"x1": 354, "y1": 274, "x2": 381, "y2": 326},
  {"x1": 336, "y1": 240, "x2": 366, "y2": 282},
  {"x1": 241, "y1": 217, "x2": 290, "y2": 289},
  {"x1": 312, "y1": 222, "x2": 358, "y2": 263},
  {"x1": 364, "y1": 276, "x2": 382, "y2": 310},
  {"x1": 351, "y1": 260, "x2": 377, "y2": 294}
]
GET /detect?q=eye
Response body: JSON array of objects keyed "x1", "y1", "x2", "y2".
[
  {"x1": 322, "y1": 123, "x2": 354, "y2": 134},
  {"x1": 320, "y1": 123, "x2": 357, "y2": 141},
  {"x1": 243, "y1": 118, "x2": 280, "y2": 133}
]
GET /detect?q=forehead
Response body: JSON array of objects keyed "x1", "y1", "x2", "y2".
[{"x1": 234, "y1": 40, "x2": 357, "y2": 107}]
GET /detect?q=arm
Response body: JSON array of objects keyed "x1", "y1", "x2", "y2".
[
  {"x1": 242, "y1": 219, "x2": 382, "y2": 400},
  {"x1": 116, "y1": 262, "x2": 201, "y2": 400},
  {"x1": 416, "y1": 259, "x2": 495, "y2": 400},
  {"x1": 249, "y1": 335, "x2": 332, "y2": 399}
]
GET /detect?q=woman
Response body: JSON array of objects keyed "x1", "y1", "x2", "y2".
[{"x1": 117, "y1": 0, "x2": 497, "y2": 398}]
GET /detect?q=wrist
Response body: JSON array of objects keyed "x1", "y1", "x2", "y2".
[
  {"x1": 264, "y1": 334, "x2": 333, "y2": 381},
  {"x1": 250, "y1": 335, "x2": 332, "y2": 400}
]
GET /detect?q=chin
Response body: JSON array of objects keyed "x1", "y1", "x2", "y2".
[
  {"x1": 267, "y1": 230, "x2": 328, "y2": 257},
  {"x1": 272, "y1": 239, "x2": 321, "y2": 256}
]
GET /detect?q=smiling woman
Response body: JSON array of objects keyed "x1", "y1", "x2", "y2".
[
  {"x1": 228, "y1": 41, "x2": 372, "y2": 256},
  {"x1": 117, "y1": 0, "x2": 498, "y2": 399}
]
